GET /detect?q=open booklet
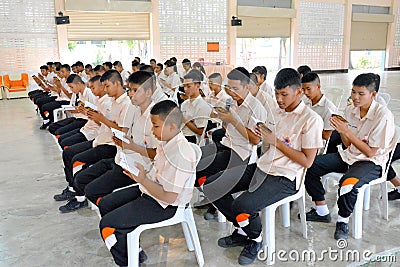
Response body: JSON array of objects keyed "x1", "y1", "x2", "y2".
[
  {"x1": 119, "y1": 152, "x2": 140, "y2": 176},
  {"x1": 61, "y1": 105, "x2": 75, "y2": 111},
  {"x1": 84, "y1": 101, "x2": 98, "y2": 111},
  {"x1": 111, "y1": 128, "x2": 131, "y2": 144}
]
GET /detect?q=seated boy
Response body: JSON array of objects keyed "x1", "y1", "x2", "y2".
[
  {"x1": 66, "y1": 71, "x2": 159, "y2": 212},
  {"x1": 181, "y1": 69, "x2": 212, "y2": 143},
  {"x1": 49, "y1": 74, "x2": 98, "y2": 136},
  {"x1": 57, "y1": 75, "x2": 112, "y2": 149},
  {"x1": 53, "y1": 70, "x2": 133, "y2": 204},
  {"x1": 301, "y1": 72, "x2": 337, "y2": 141},
  {"x1": 203, "y1": 68, "x2": 323, "y2": 265},
  {"x1": 99, "y1": 100, "x2": 197, "y2": 266},
  {"x1": 304, "y1": 73, "x2": 395, "y2": 240}
]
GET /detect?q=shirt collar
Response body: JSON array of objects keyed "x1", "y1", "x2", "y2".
[
  {"x1": 277, "y1": 100, "x2": 306, "y2": 115},
  {"x1": 115, "y1": 93, "x2": 128, "y2": 104},
  {"x1": 159, "y1": 132, "x2": 185, "y2": 154},
  {"x1": 350, "y1": 100, "x2": 378, "y2": 120}
]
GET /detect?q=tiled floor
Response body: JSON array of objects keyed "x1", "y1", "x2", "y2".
[{"x1": 0, "y1": 71, "x2": 399, "y2": 267}]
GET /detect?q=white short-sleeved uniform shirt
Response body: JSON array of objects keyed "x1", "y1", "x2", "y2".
[
  {"x1": 120, "y1": 70, "x2": 130, "y2": 85},
  {"x1": 304, "y1": 95, "x2": 337, "y2": 131},
  {"x1": 93, "y1": 93, "x2": 134, "y2": 147},
  {"x1": 260, "y1": 81, "x2": 275, "y2": 99},
  {"x1": 152, "y1": 84, "x2": 169, "y2": 103},
  {"x1": 139, "y1": 132, "x2": 197, "y2": 208},
  {"x1": 161, "y1": 72, "x2": 181, "y2": 98},
  {"x1": 181, "y1": 95, "x2": 213, "y2": 138},
  {"x1": 220, "y1": 93, "x2": 267, "y2": 160},
  {"x1": 339, "y1": 100, "x2": 395, "y2": 167},
  {"x1": 255, "y1": 101, "x2": 324, "y2": 190},
  {"x1": 115, "y1": 103, "x2": 159, "y2": 171},
  {"x1": 80, "y1": 95, "x2": 113, "y2": 140}
]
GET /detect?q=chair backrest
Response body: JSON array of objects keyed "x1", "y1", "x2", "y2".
[
  {"x1": 377, "y1": 92, "x2": 391, "y2": 106},
  {"x1": 382, "y1": 126, "x2": 400, "y2": 177},
  {"x1": 323, "y1": 87, "x2": 345, "y2": 109},
  {"x1": 180, "y1": 143, "x2": 202, "y2": 206}
]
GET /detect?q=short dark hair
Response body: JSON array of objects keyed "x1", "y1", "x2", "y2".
[
  {"x1": 89, "y1": 75, "x2": 101, "y2": 83},
  {"x1": 252, "y1": 66, "x2": 267, "y2": 77},
  {"x1": 156, "y1": 63, "x2": 163, "y2": 70},
  {"x1": 208, "y1": 72, "x2": 222, "y2": 84},
  {"x1": 132, "y1": 61, "x2": 140, "y2": 67},
  {"x1": 353, "y1": 73, "x2": 378, "y2": 93},
  {"x1": 150, "y1": 100, "x2": 182, "y2": 127},
  {"x1": 113, "y1": 61, "x2": 122, "y2": 68},
  {"x1": 40, "y1": 65, "x2": 49, "y2": 71},
  {"x1": 227, "y1": 67, "x2": 250, "y2": 86},
  {"x1": 170, "y1": 57, "x2": 177, "y2": 63},
  {"x1": 46, "y1": 62, "x2": 53, "y2": 66},
  {"x1": 297, "y1": 65, "x2": 312, "y2": 76},
  {"x1": 103, "y1": 62, "x2": 113, "y2": 69},
  {"x1": 61, "y1": 64, "x2": 71, "y2": 72},
  {"x1": 128, "y1": 71, "x2": 154, "y2": 92},
  {"x1": 93, "y1": 65, "x2": 105, "y2": 73},
  {"x1": 301, "y1": 72, "x2": 320, "y2": 84},
  {"x1": 134, "y1": 57, "x2": 141, "y2": 63},
  {"x1": 139, "y1": 64, "x2": 154, "y2": 73},
  {"x1": 366, "y1": 73, "x2": 380, "y2": 92},
  {"x1": 184, "y1": 69, "x2": 202, "y2": 84},
  {"x1": 85, "y1": 64, "x2": 92, "y2": 70},
  {"x1": 150, "y1": 58, "x2": 156, "y2": 63},
  {"x1": 274, "y1": 68, "x2": 301, "y2": 90},
  {"x1": 192, "y1": 62, "x2": 206, "y2": 75},
  {"x1": 182, "y1": 58, "x2": 191, "y2": 64},
  {"x1": 164, "y1": 60, "x2": 175, "y2": 67},
  {"x1": 66, "y1": 74, "x2": 83, "y2": 84},
  {"x1": 54, "y1": 62, "x2": 62, "y2": 71},
  {"x1": 75, "y1": 61, "x2": 84, "y2": 68},
  {"x1": 100, "y1": 69, "x2": 123, "y2": 86}
]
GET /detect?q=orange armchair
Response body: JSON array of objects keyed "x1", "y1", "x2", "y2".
[{"x1": 3, "y1": 73, "x2": 29, "y2": 99}]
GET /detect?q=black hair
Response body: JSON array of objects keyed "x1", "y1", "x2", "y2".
[
  {"x1": 85, "y1": 64, "x2": 92, "y2": 70},
  {"x1": 366, "y1": 73, "x2": 380, "y2": 92},
  {"x1": 150, "y1": 100, "x2": 182, "y2": 127},
  {"x1": 40, "y1": 65, "x2": 49, "y2": 71},
  {"x1": 46, "y1": 62, "x2": 54, "y2": 66},
  {"x1": 274, "y1": 68, "x2": 301, "y2": 90},
  {"x1": 61, "y1": 64, "x2": 71, "y2": 72},
  {"x1": 100, "y1": 69, "x2": 123, "y2": 86},
  {"x1": 75, "y1": 61, "x2": 84, "y2": 68},
  {"x1": 192, "y1": 62, "x2": 206, "y2": 75},
  {"x1": 103, "y1": 62, "x2": 113, "y2": 69},
  {"x1": 301, "y1": 72, "x2": 320, "y2": 84},
  {"x1": 208, "y1": 72, "x2": 222, "y2": 84},
  {"x1": 150, "y1": 58, "x2": 156, "y2": 63},
  {"x1": 297, "y1": 65, "x2": 312, "y2": 76},
  {"x1": 156, "y1": 63, "x2": 163, "y2": 70},
  {"x1": 66, "y1": 74, "x2": 83, "y2": 84},
  {"x1": 164, "y1": 60, "x2": 175, "y2": 67},
  {"x1": 227, "y1": 67, "x2": 250, "y2": 86},
  {"x1": 170, "y1": 57, "x2": 177, "y2": 63},
  {"x1": 184, "y1": 69, "x2": 202, "y2": 84},
  {"x1": 113, "y1": 61, "x2": 122, "y2": 68},
  {"x1": 252, "y1": 66, "x2": 267, "y2": 78},
  {"x1": 353, "y1": 73, "x2": 378, "y2": 93},
  {"x1": 128, "y1": 71, "x2": 154, "y2": 92},
  {"x1": 54, "y1": 62, "x2": 62, "y2": 71},
  {"x1": 139, "y1": 64, "x2": 154, "y2": 73},
  {"x1": 89, "y1": 75, "x2": 101, "y2": 83},
  {"x1": 182, "y1": 58, "x2": 191, "y2": 64},
  {"x1": 94, "y1": 65, "x2": 106, "y2": 73},
  {"x1": 134, "y1": 57, "x2": 141, "y2": 63},
  {"x1": 132, "y1": 60, "x2": 140, "y2": 67}
]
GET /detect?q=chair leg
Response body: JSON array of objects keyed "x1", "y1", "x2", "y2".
[
  {"x1": 181, "y1": 221, "x2": 194, "y2": 251},
  {"x1": 297, "y1": 195, "x2": 308, "y2": 239},
  {"x1": 363, "y1": 185, "x2": 371, "y2": 211},
  {"x1": 352, "y1": 187, "x2": 365, "y2": 239},
  {"x1": 280, "y1": 202, "x2": 290, "y2": 228},
  {"x1": 381, "y1": 182, "x2": 389, "y2": 220},
  {"x1": 184, "y1": 209, "x2": 205, "y2": 266},
  {"x1": 265, "y1": 207, "x2": 276, "y2": 265},
  {"x1": 127, "y1": 231, "x2": 141, "y2": 267}
]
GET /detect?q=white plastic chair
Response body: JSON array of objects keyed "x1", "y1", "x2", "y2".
[
  {"x1": 321, "y1": 126, "x2": 400, "y2": 239},
  {"x1": 258, "y1": 169, "x2": 307, "y2": 265},
  {"x1": 126, "y1": 143, "x2": 204, "y2": 267},
  {"x1": 377, "y1": 92, "x2": 391, "y2": 106}
]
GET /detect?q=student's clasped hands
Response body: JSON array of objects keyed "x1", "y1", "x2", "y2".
[{"x1": 330, "y1": 116, "x2": 348, "y2": 134}]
